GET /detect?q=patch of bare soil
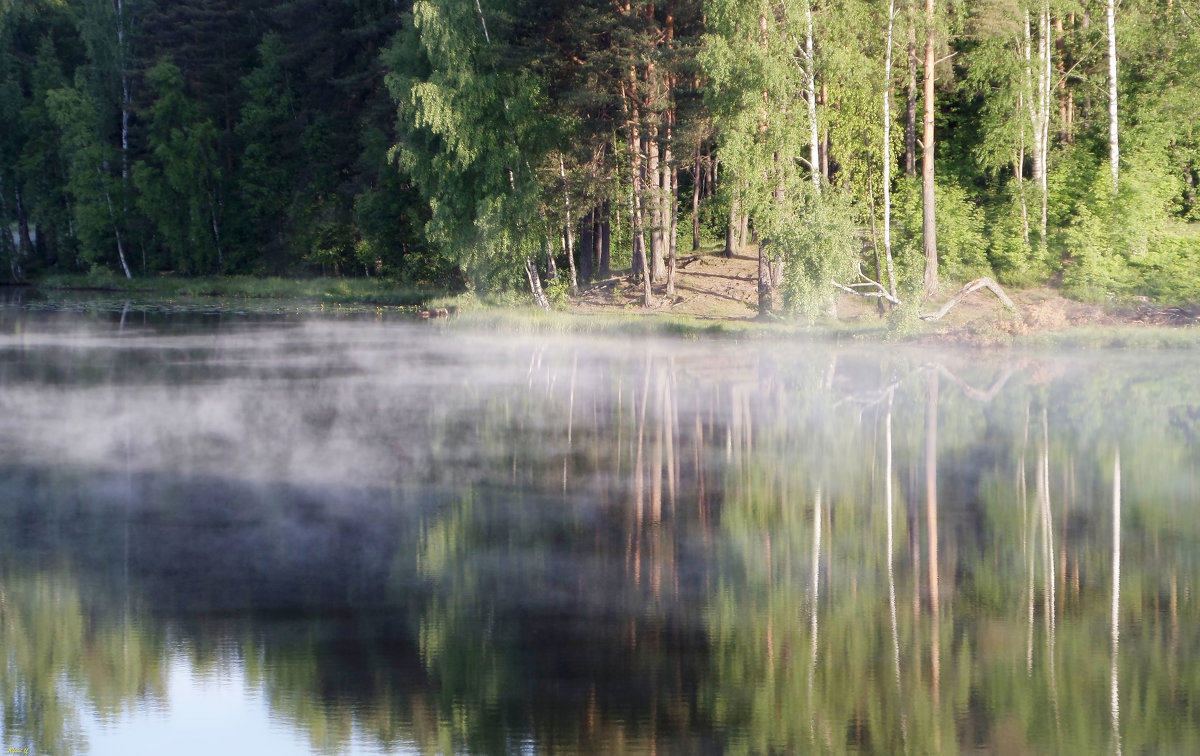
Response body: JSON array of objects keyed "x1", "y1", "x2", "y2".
[
  {"x1": 569, "y1": 250, "x2": 1200, "y2": 337},
  {"x1": 571, "y1": 251, "x2": 760, "y2": 319}
]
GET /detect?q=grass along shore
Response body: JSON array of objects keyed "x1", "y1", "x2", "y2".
[{"x1": 12, "y1": 263, "x2": 1200, "y2": 349}]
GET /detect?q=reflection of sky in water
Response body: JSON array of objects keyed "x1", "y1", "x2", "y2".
[{"x1": 82, "y1": 653, "x2": 416, "y2": 756}]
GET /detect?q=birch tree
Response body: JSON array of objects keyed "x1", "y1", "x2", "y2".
[
  {"x1": 921, "y1": 0, "x2": 937, "y2": 298},
  {"x1": 1106, "y1": 0, "x2": 1119, "y2": 194}
]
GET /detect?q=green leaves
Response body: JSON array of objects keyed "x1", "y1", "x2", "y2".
[{"x1": 134, "y1": 59, "x2": 225, "y2": 274}]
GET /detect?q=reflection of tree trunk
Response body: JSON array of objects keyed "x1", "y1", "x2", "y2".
[
  {"x1": 651, "y1": 370, "x2": 663, "y2": 524},
  {"x1": 1038, "y1": 408, "x2": 1060, "y2": 725},
  {"x1": 565, "y1": 353, "x2": 577, "y2": 493},
  {"x1": 925, "y1": 368, "x2": 940, "y2": 715},
  {"x1": 885, "y1": 388, "x2": 905, "y2": 743},
  {"x1": 636, "y1": 355, "x2": 651, "y2": 527},
  {"x1": 663, "y1": 366, "x2": 677, "y2": 513},
  {"x1": 808, "y1": 486, "x2": 822, "y2": 741},
  {"x1": 695, "y1": 409, "x2": 708, "y2": 531},
  {"x1": 1111, "y1": 447, "x2": 1122, "y2": 755}
]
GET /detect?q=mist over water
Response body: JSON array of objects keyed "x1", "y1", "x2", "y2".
[{"x1": 2, "y1": 308, "x2": 1199, "y2": 754}]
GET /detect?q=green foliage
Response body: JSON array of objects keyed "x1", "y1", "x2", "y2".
[
  {"x1": 1129, "y1": 229, "x2": 1200, "y2": 304},
  {"x1": 1058, "y1": 148, "x2": 1182, "y2": 301},
  {"x1": 984, "y1": 186, "x2": 1050, "y2": 287},
  {"x1": 45, "y1": 83, "x2": 118, "y2": 271},
  {"x1": 770, "y1": 190, "x2": 859, "y2": 321},
  {"x1": 134, "y1": 59, "x2": 225, "y2": 274},
  {"x1": 543, "y1": 274, "x2": 571, "y2": 310},
  {"x1": 894, "y1": 176, "x2": 991, "y2": 284},
  {"x1": 1, "y1": 0, "x2": 1200, "y2": 303}
]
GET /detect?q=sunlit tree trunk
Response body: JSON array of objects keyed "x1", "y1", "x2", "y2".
[
  {"x1": 1106, "y1": 0, "x2": 1119, "y2": 193},
  {"x1": 524, "y1": 256, "x2": 550, "y2": 309},
  {"x1": 559, "y1": 153, "x2": 578, "y2": 294},
  {"x1": 666, "y1": 162, "x2": 678, "y2": 297},
  {"x1": 804, "y1": 0, "x2": 820, "y2": 192},
  {"x1": 883, "y1": 0, "x2": 897, "y2": 300},
  {"x1": 921, "y1": 0, "x2": 937, "y2": 298},
  {"x1": 1025, "y1": 8, "x2": 1051, "y2": 247},
  {"x1": 628, "y1": 84, "x2": 654, "y2": 307},
  {"x1": 648, "y1": 127, "x2": 666, "y2": 281},
  {"x1": 692, "y1": 139, "x2": 702, "y2": 251},
  {"x1": 724, "y1": 197, "x2": 739, "y2": 257}
]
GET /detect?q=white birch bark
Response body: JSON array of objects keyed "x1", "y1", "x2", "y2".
[
  {"x1": 1040, "y1": 4, "x2": 1051, "y2": 239},
  {"x1": 804, "y1": 0, "x2": 820, "y2": 193},
  {"x1": 1106, "y1": 0, "x2": 1119, "y2": 193},
  {"x1": 559, "y1": 152, "x2": 578, "y2": 294}
]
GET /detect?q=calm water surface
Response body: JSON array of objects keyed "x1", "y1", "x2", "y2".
[{"x1": 2, "y1": 306, "x2": 1198, "y2": 754}]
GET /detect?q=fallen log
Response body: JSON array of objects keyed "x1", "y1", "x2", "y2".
[
  {"x1": 831, "y1": 272, "x2": 1020, "y2": 323},
  {"x1": 919, "y1": 277, "x2": 1018, "y2": 322}
]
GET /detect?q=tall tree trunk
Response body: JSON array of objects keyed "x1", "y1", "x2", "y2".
[
  {"x1": 15, "y1": 186, "x2": 32, "y2": 261},
  {"x1": 700, "y1": 145, "x2": 710, "y2": 198},
  {"x1": 883, "y1": 0, "x2": 897, "y2": 300},
  {"x1": 648, "y1": 129, "x2": 666, "y2": 281},
  {"x1": 724, "y1": 198, "x2": 738, "y2": 258},
  {"x1": 101, "y1": 176, "x2": 133, "y2": 279},
  {"x1": 541, "y1": 204, "x2": 558, "y2": 282},
  {"x1": 692, "y1": 139, "x2": 702, "y2": 251},
  {"x1": 1055, "y1": 16, "x2": 1068, "y2": 143},
  {"x1": 661, "y1": 132, "x2": 674, "y2": 279},
  {"x1": 1065, "y1": 14, "x2": 1075, "y2": 142},
  {"x1": 525, "y1": 257, "x2": 550, "y2": 309},
  {"x1": 579, "y1": 207, "x2": 594, "y2": 283},
  {"x1": 116, "y1": 0, "x2": 131, "y2": 185},
  {"x1": 599, "y1": 200, "x2": 611, "y2": 278},
  {"x1": 1016, "y1": 149, "x2": 1030, "y2": 247},
  {"x1": 921, "y1": 0, "x2": 938, "y2": 299},
  {"x1": 905, "y1": 0, "x2": 918, "y2": 178},
  {"x1": 559, "y1": 153, "x2": 578, "y2": 294},
  {"x1": 667, "y1": 164, "x2": 678, "y2": 298},
  {"x1": 1106, "y1": 0, "x2": 1119, "y2": 193},
  {"x1": 1022, "y1": 10, "x2": 1049, "y2": 248},
  {"x1": 758, "y1": 241, "x2": 773, "y2": 316},
  {"x1": 820, "y1": 82, "x2": 830, "y2": 183},
  {"x1": 629, "y1": 91, "x2": 654, "y2": 307},
  {"x1": 804, "y1": 0, "x2": 821, "y2": 191},
  {"x1": 1040, "y1": 4, "x2": 1051, "y2": 241}
]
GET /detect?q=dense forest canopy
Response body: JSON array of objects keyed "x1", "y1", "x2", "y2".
[{"x1": 1, "y1": 0, "x2": 1197, "y2": 310}]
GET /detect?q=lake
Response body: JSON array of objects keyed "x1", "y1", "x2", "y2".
[{"x1": 1, "y1": 304, "x2": 1198, "y2": 754}]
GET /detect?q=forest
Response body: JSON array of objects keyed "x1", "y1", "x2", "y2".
[{"x1": 1, "y1": 0, "x2": 1197, "y2": 315}]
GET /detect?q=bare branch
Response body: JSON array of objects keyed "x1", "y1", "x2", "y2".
[
  {"x1": 918, "y1": 277, "x2": 1020, "y2": 322},
  {"x1": 831, "y1": 262, "x2": 902, "y2": 306}
]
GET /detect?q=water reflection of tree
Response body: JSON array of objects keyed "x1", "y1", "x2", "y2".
[
  {"x1": 705, "y1": 352, "x2": 1200, "y2": 754},
  {"x1": 8, "y1": 340, "x2": 1200, "y2": 754},
  {"x1": 0, "y1": 568, "x2": 167, "y2": 756}
]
